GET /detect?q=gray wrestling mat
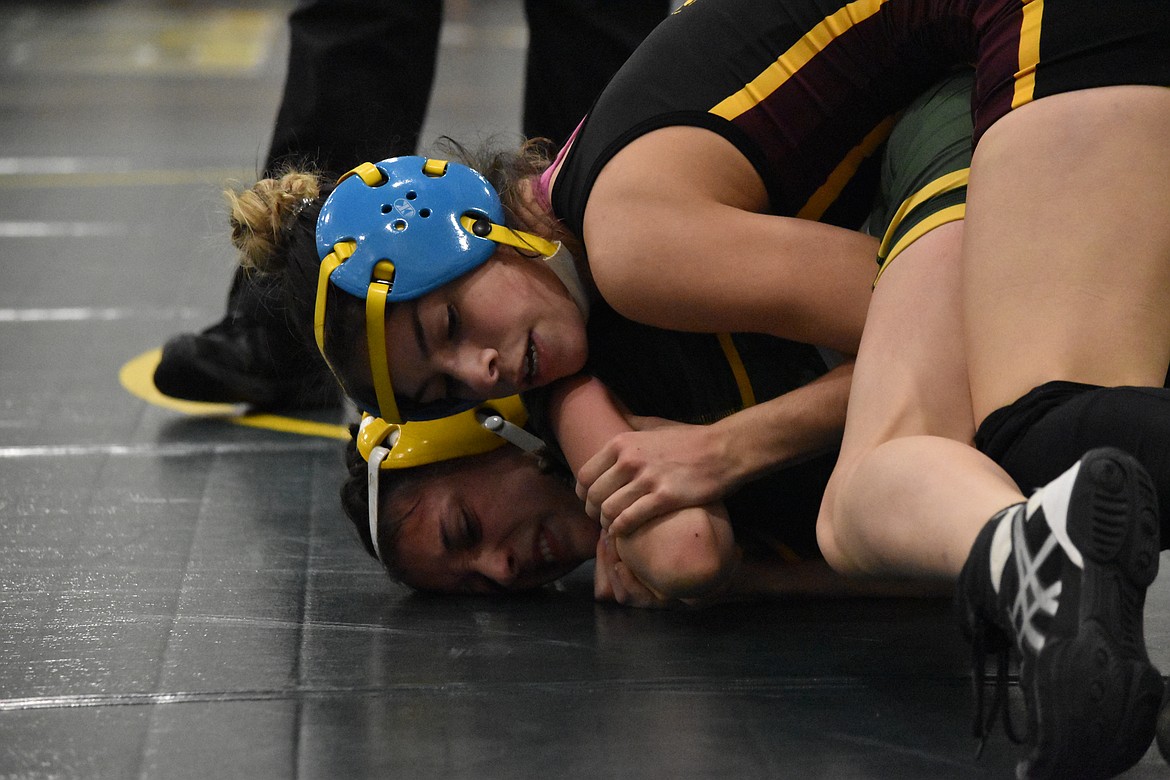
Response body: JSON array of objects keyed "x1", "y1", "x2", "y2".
[{"x1": 2, "y1": 1, "x2": 1167, "y2": 777}]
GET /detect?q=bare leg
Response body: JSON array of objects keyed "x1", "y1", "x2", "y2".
[
  {"x1": 954, "y1": 86, "x2": 1170, "y2": 778},
  {"x1": 823, "y1": 215, "x2": 1165, "y2": 776},
  {"x1": 818, "y1": 223, "x2": 1022, "y2": 580},
  {"x1": 963, "y1": 86, "x2": 1170, "y2": 424}
]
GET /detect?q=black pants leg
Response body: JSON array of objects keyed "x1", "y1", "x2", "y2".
[
  {"x1": 976, "y1": 381, "x2": 1170, "y2": 547},
  {"x1": 522, "y1": 0, "x2": 668, "y2": 147},
  {"x1": 266, "y1": 0, "x2": 443, "y2": 178}
]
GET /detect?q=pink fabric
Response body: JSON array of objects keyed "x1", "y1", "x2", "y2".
[{"x1": 535, "y1": 117, "x2": 585, "y2": 213}]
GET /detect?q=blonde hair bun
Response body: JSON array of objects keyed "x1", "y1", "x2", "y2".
[{"x1": 225, "y1": 170, "x2": 321, "y2": 272}]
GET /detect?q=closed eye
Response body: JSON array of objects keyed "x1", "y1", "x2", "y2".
[
  {"x1": 441, "y1": 507, "x2": 480, "y2": 552},
  {"x1": 446, "y1": 303, "x2": 460, "y2": 342}
]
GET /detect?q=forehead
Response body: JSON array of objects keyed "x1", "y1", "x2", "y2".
[{"x1": 390, "y1": 480, "x2": 463, "y2": 592}]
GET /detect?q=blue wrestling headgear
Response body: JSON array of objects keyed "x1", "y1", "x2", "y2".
[
  {"x1": 357, "y1": 394, "x2": 549, "y2": 562},
  {"x1": 314, "y1": 156, "x2": 559, "y2": 423}
]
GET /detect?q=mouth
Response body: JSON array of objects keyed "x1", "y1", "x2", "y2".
[
  {"x1": 536, "y1": 525, "x2": 560, "y2": 565},
  {"x1": 522, "y1": 333, "x2": 539, "y2": 388}
]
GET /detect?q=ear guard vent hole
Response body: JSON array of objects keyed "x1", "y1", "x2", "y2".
[
  {"x1": 380, "y1": 204, "x2": 392, "y2": 214},
  {"x1": 419, "y1": 208, "x2": 431, "y2": 218},
  {"x1": 392, "y1": 220, "x2": 407, "y2": 232}
]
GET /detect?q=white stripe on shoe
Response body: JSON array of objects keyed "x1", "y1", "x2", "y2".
[{"x1": 1030, "y1": 459, "x2": 1084, "y2": 569}]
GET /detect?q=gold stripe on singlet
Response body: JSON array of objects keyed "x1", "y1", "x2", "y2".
[
  {"x1": 708, "y1": 0, "x2": 889, "y2": 121},
  {"x1": 717, "y1": 333, "x2": 757, "y2": 409},
  {"x1": 704, "y1": 0, "x2": 893, "y2": 220},
  {"x1": 1013, "y1": 0, "x2": 1044, "y2": 109},
  {"x1": 872, "y1": 168, "x2": 970, "y2": 286},
  {"x1": 798, "y1": 115, "x2": 895, "y2": 220}
]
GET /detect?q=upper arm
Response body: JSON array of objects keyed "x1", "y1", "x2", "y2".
[{"x1": 582, "y1": 126, "x2": 876, "y2": 354}]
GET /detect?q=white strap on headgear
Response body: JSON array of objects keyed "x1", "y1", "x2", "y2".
[
  {"x1": 543, "y1": 242, "x2": 590, "y2": 319},
  {"x1": 367, "y1": 444, "x2": 391, "y2": 561},
  {"x1": 480, "y1": 413, "x2": 547, "y2": 456}
]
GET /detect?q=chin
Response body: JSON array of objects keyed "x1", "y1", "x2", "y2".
[{"x1": 560, "y1": 343, "x2": 588, "y2": 381}]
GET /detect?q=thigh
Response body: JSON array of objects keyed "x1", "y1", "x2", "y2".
[
  {"x1": 835, "y1": 222, "x2": 973, "y2": 477},
  {"x1": 818, "y1": 222, "x2": 1012, "y2": 578},
  {"x1": 961, "y1": 86, "x2": 1170, "y2": 425}
]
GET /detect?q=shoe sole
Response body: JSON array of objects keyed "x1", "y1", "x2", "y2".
[
  {"x1": 1020, "y1": 447, "x2": 1163, "y2": 780},
  {"x1": 1159, "y1": 683, "x2": 1170, "y2": 767}
]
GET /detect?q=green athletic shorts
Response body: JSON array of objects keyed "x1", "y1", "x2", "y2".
[{"x1": 868, "y1": 70, "x2": 974, "y2": 286}]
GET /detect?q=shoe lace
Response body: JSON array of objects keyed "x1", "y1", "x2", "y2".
[{"x1": 970, "y1": 624, "x2": 1029, "y2": 758}]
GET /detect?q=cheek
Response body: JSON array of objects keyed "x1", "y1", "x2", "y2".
[
  {"x1": 463, "y1": 284, "x2": 525, "y2": 339},
  {"x1": 550, "y1": 319, "x2": 589, "y2": 381}
]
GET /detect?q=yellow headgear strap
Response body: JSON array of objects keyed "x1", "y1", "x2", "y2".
[
  {"x1": 357, "y1": 395, "x2": 529, "y2": 469},
  {"x1": 314, "y1": 240, "x2": 354, "y2": 357},
  {"x1": 365, "y1": 259, "x2": 399, "y2": 423},
  {"x1": 313, "y1": 161, "x2": 388, "y2": 366},
  {"x1": 457, "y1": 215, "x2": 558, "y2": 257}
]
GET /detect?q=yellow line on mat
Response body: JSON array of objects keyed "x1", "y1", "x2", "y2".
[
  {"x1": 119, "y1": 348, "x2": 350, "y2": 441},
  {"x1": 0, "y1": 168, "x2": 250, "y2": 189}
]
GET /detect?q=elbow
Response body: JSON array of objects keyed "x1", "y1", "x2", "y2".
[
  {"x1": 659, "y1": 541, "x2": 734, "y2": 599},
  {"x1": 625, "y1": 506, "x2": 737, "y2": 599}
]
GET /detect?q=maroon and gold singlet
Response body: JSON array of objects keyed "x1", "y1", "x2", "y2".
[{"x1": 551, "y1": 0, "x2": 1170, "y2": 238}]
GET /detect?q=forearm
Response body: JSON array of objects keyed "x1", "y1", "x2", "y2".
[
  {"x1": 550, "y1": 376, "x2": 738, "y2": 598},
  {"x1": 548, "y1": 375, "x2": 630, "y2": 474},
  {"x1": 703, "y1": 361, "x2": 853, "y2": 490}
]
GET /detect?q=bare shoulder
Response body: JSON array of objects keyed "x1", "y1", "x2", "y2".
[{"x1": 581, "y1": 127, "x2": 769, "y2": 325}]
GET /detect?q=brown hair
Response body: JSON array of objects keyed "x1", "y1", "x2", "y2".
[
  {"x1": 222, "y1": 166, "x2": 363, "y2": 398},
  {"x1": 434, "y1": 135, "x2": 566, "y2": 240}
]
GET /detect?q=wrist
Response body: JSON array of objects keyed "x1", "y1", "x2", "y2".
[{"x1": 708, "y1": 415, "x2": 755, "y2": 490}]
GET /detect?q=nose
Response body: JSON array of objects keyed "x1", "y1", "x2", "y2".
[
  {"x1": 449, "y1": 343, "x2": 501, "y2": 396},
  {"x1": 474, "y1": 546, "x2": 519, "y2": 588}
]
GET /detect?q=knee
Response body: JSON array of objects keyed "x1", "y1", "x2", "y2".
[{"x1": 815, "y1": 469, "x2": 864, "y2": 576}]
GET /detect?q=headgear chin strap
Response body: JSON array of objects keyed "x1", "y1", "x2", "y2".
[
  {"x1": 314, "y1": 156, "x2": 559, "y2": 423},
  {"x1": 357, "y1": 395, "x2": 549, "y2": 562}
]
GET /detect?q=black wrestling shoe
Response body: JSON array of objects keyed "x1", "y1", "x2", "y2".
[
  {"x1": 153, "y1": 313, "x2": 340, "y2": 410},
  {"x1": 958, "y1": 447, "x2": 1162, "y2": 780}
]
